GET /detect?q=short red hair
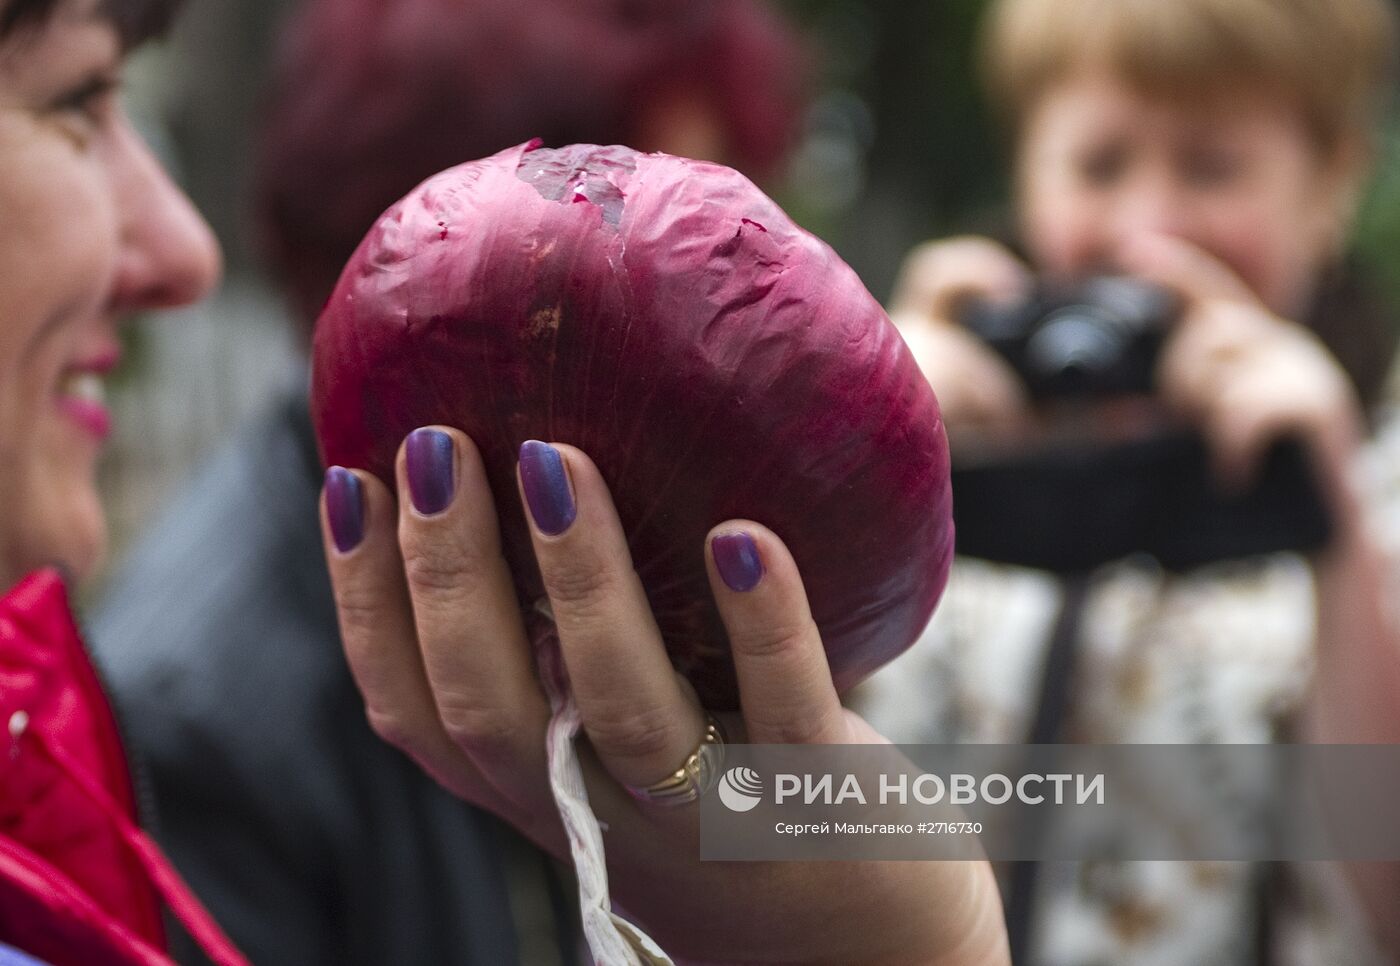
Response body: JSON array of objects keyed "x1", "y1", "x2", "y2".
[{"x1": 254, "y1": 0, "x2": 809, "y2": 328}]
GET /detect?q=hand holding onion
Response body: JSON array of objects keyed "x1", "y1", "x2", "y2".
[
  {"x1": 1122, "y1": 232, "x2": 1366, "y2": 516},
  {"x1": 312, "y1": 142, "x2": 1005, "y2": 963},
  {"x1": 320, "y1": 432, "x2": 1006, "y2": 964}
]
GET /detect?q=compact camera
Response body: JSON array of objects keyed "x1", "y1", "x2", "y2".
[
  {"x1": 961, "y1": 276, "x2": 1178, "y2": 399},
  {"x1": 948, "y1": 276, "x2": 1331, "y2": 571}
]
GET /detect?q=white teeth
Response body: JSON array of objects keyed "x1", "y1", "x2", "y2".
[{"x1": 60, "y1": 372, "x2": 106, "y2": 404}]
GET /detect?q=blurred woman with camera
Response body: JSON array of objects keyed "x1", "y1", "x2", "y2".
[{"x1": 864, "y1": 0, "x2": 1400, "y2": 962}]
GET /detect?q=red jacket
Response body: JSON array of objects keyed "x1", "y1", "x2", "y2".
[{"x1": 0, "y1": 570, "x2": 246, "y2": 966}]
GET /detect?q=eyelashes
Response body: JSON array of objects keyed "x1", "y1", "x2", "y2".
[{"x1": 49, "y1": 73, "x2": 119, "y2": 124}]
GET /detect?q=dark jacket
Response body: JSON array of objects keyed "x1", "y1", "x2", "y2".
[{"x1": 93, "y1": 386, "x2": 576, "y2": 966}]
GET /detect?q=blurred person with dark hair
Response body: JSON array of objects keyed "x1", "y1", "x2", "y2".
[
  {"x1": 256, "y1": 0, "x2": 804, "y2": 329},
  {"x1": 92, "y1": 1, "x2": 809, "y2": 963}
]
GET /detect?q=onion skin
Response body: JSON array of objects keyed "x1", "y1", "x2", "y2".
[{"x1": 312, "y1": 141, "x2": 953, "y2": 708}]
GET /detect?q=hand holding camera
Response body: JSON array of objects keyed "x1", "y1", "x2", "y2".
[
  {"x1": 1124, "y1": 233, "x2": 1365, "y2": 504},
  {"x1": 893, "y1": 234, "x2": 1354, "y2": 569},
  {"x1": 888, "y1": 237, "x2": 1035, "y2": 440}
]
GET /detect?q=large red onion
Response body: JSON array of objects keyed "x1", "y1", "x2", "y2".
[{"x1": 311, "y1": 141, "x2": 952, "y2": 708}]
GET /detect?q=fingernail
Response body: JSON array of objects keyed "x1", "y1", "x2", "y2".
[
  {"x1": 519, "y1": 440, "x2": 576, "y2": 536},
  {"x1": 713, "y1": 531, "x2": 764, "y2": 592},
  {"x1": 406, "y1": 428, "x2": 456, "y2": 515},
  {"x1": 325, "y1": 467, "x2": 365, "y2": 553}
]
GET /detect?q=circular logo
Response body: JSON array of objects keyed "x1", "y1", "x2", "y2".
[{"x1": 718, "y1": 766, "x2": 764, "y2": 812}]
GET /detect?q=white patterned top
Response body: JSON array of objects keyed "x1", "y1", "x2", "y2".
[{"x1": 855, "y1": 411, "x2": 1400, "y2": 966}]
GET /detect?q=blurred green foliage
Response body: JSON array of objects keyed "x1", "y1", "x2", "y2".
[
  {"x1": 777, "y1": 0, "x2": 1008, "y2": 300},
  {"x1": 1355, "y1": 126, "x2": 1400, "y2": 310}
]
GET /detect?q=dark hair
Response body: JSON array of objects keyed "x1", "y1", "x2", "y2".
[
  {"x1": 254, "y1": 0, "x2": 808, "y2": 330},
  {"x1": 1, "y1": 0, "x2": 183, "y2": 49}
]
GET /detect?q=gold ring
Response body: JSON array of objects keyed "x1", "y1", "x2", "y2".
[{"x1": 626, "y1": 716, "x2": 727, "y2": 807}]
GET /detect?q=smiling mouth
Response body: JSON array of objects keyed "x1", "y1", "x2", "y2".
[{"x1": 56, "y1": 371, "x2": 113, "y2": 441}]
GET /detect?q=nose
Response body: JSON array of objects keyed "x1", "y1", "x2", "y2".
[
  {"x1": 1110, "y1": 169, "x2": 1193, "y2": 251},
  {"x1": 107, "y1": 113, "x2": 222, "y2": 313}
]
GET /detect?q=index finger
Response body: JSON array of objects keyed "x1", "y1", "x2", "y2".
[
  {"x1": 1117, "y1": 232, "x2": 1258, "y2": 309},
  {"x1": 320, "y1": 466, "x2": 508, "y2": 813},
  {"x1": 705, "y1": 522, "x2": 849, "y2": 746},
  {"x1": 890, "y1": 237, "x2": 1032, "y2": 322}
]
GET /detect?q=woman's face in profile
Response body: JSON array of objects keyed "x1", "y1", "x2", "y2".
[
  {"x1": 0, "y1": 0, "x2": 219, "y2": 587},
  {"x1": 1015, "y1": 69, "x2": 1356, "y2": 318}
]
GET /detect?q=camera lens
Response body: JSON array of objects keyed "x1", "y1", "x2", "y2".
[{"x1": 1025, "y1": 308, "x2": 1128, "y2": 392}]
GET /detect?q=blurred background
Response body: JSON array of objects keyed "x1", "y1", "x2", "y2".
[{"x1": 97, "y1": 0, "x2": 1400, "y2": 587}]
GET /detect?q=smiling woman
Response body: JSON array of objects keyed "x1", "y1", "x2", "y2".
[
  {"x1": 0, "y1": 3, "x2": 237, "y2": 962},
  {"x1": 0, "y1": 3, "x2": 1015, "y2": 965},
  {"x1": 0, "y1": 0, "x2": 221, "y2": 590}
]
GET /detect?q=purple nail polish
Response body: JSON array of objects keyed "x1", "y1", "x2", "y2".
[
  {"x1": 518, "y1": 440, "x2": 577, "y2": 536},
  {"x1": 406, "y1": 428, "x2": 455, "y2": 515},
  {"x1": 325, "y1": 467, "x2": 365, "y2": 553},
  {"x1": 713, "y1": 532, "x2": 764, "y2": 592}
]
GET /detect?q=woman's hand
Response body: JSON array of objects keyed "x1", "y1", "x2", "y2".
[
  {"x1": 320, "y1": 429, "x2": 1008, "y2": 965},
  {"x1": 888, "y1": 237, "x2": 1033, "y2": 441},
  {"x1": 1119, "y1": 241, "x2": 1400, "y2": 953},
  {"x1": 1122, "y1": 233, "x2": 1366, "y2": 518}
]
